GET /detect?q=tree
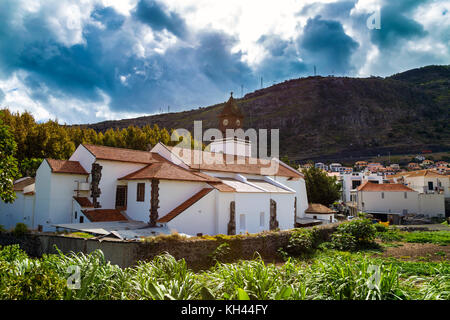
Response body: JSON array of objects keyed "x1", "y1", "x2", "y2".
[
  {"x1": 0, "y1": 117, "x2": 19, "y2": 203},
  {"x1": 303, "y1": 166, "x2": 341, "y2": 206}
]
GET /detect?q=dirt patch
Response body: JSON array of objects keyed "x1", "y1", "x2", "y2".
[{"x1": 378, "y1": 242, "x2": 449, "y2": 262}]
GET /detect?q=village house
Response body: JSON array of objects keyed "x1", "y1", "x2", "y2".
[
  {"x1": 351, "y1": 181, "x2": 445, "y2": 223},
  {"x1": 0, "y1": 94, "x2": 310, "y2": 236},
  {"x1": 304, "y1": 203, "x2": 337, "y2": 224},
  {"x1": 408, "y1": 162, "x2": 421, "y2": 171}
]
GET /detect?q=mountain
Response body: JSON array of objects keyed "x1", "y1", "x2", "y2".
[{"x1": 80, "y1": 65, "x2": 450, "y2": 163}]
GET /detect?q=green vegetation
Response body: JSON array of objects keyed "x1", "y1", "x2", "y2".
[
  {"x1": 65, "y1": 232, "x2": 94, "y2": 239},
  {"x1": 12, "y1": 223, "x2": 28, "y2": 237},
  {"x1": 0, "y1": 109, "x2": 180, "y2": 177},
  {"x1": 0, "y1": 114, "x2": 19, "y2": 203},
  {"x1": 303, "y1": 167, "x2": 341, "y2": 206},
  {"x1": 0, "y1": 244, "x2": 448, "y2": 300},
  {"x1": 402, "y1": 231, "x2": 450, "y2": 246},
  {"x1": 374, "y1": 227, "x2": 450, "y2": 245}
]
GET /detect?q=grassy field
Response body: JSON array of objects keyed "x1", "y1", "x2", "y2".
[{"x1": 0, "y1": 225, "x2": 449, "y2": 300}]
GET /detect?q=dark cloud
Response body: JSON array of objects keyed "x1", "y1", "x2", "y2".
[
  {"x1": 134, "y1": 0, "x2": 188, "y2": 39},
  {"x1": 0, "y1": 0, "x2": 447, "y2": 123},
  {"x1": 370, "y1": 0, "x2": 428, "y2": 49},
  {"x1": 299, "y1": 16, "x2": 359, "y2": 75},
  {"x1": 256, "y1": 35, "x2": 307, "y2": 82}
]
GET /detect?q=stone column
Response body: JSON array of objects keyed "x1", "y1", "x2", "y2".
[
  {"x1": 91, "y1": 163, "x2": 102, "y2": 208},
  {"x1": 227, "y1": 201, "x2": 236, "y2": 235},
  {"x1": 149, "y1": 179, "x2": 160, "y2": 226},
  {"x1": 270, "y1": 199, "x2": 279, "y2": 230}
]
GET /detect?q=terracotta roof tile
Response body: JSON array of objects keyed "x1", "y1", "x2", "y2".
[
  {"x1": 357, "y1": 181, "x2": 415, "y2": 192},
  {"x1": 13, "y1": 177, "x2": 35, "y2": 191},
  {"x1": 157, "y1": 188, "x2": 213, "y2": 223},
  {"x1": 82, "y1": 209, "x2": 127, "y2": 222},
  {"x1": 119, "y1": 162, "x2": 220, "y2": 182},
  {"x1": 73, "y1": 197, "x2": 94, "y2": 208},
  {"x1": 168, "y1": 146, "x2": 303, "y2": 178},
  {"x1": 305, "y1": 203, "x2": 336, "y2": 214},
  {"x1": 83, "y1": 144, "x2": 162, "y2": 164},
  {"x1": 46, "y1": 159, "x2": 88, "y2": 175}
]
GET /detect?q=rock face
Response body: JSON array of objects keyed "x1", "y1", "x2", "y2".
[{"x1": 83, "y1": 65, "x2": 450, "y2": 162}]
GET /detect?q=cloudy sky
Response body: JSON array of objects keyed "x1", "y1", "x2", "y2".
[{"x1": 0, "y1": 0, "x2": 448, "y2": 124}]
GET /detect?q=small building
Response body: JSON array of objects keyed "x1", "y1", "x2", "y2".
[
  {"x1": 304, "y1": 203, "x2": 336, "y2": 224},
  {"x1": 329, "y1": 163, "x2": 342, "y2": 172},
  {"x1": 351, "y1": 180, "x2": 445, "y2": 222},
  {"x1": 408, "y1": 163, "x2": 421, "y2": 170}
]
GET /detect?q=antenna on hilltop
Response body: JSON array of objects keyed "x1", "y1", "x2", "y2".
[
  {"x1": 260, "y1": 77, "x2": 263, "y2": 89},
  {"x1": 314, "y1": 65, "x2": 317, "y2": 76},
  {"x1": 241, "y1": 84, "x2": 243, "y2": 98}
]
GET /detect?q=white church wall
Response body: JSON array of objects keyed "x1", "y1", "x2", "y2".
[{"x1": 166, "y1": 190, "x2": 216, "y2": 236}]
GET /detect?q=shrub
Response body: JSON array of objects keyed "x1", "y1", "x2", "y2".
[
  {"x1": 0, "y1": 244, "x2": 28, "y2": 263},
  {"x1": 330, "y1": 232, "x2": 357, "y2": 251},
  {"x1": 374, "y1": 223, "x2": 389, "y2": 233},
  {"x1": 0, "y1": 262, "x2": 67, "y2": 300},
  {"x1": 284, "y1": 227, "x2": 320, "y2": 256},
  {"x1": 336, "y1": 219, "x2": 377, "y2": 242},
  {"x1": 330, "y1": 219, "x2": 378, "y2": 250},
  {"x1": 13, "y1": 223, "x2": 28, "y2": 237}
]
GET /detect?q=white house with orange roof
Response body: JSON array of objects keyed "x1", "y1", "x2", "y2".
[
  {"x1": 351, "y1": 180, "x2": 445, "y2": 221},
  {"x1": 0, "y1": 94, "x2": 310, "y2": 235}
]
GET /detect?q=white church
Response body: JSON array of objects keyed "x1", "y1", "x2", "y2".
[{"x1": 0, "y1": 95, "x2": 311, "y2": 236}]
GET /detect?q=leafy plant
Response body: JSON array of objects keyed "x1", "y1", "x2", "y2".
[{"x1": 12, "y1": 223, "x2": 28, "y2": 237}]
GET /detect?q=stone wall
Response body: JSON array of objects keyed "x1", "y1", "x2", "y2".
[{"x1": 0, "y1": 223, "x2": 340, "y2": 269}]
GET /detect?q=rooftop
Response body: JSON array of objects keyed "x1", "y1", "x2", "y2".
[
  {"x1": 357, "y1": 181, "x2": 416, "y2": 192},
  {"x1": 305, "y1": 203, "x2": 336, "y2": 215},
  {"x1": 82, "y1": 209, "x2": 128, "y2": 222},
  {"x1": 82, "y1": 144, "x2": 163, "y2": 164},
  {"x1": 46, "y1": 159, "x2": 89, "y2": 175}
]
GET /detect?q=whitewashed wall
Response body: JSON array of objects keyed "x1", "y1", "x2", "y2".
[
  {"x1": 126, "y1": 180, "x2": 151, "y2": 221},
  {"x1": 34, "y1": 160, "x2": 52, "y2": 230},
  {"x1": 357, "y1": 190, "x2": 418, "y2": 215},
  {"x1": 0, "y1": 192, "x2": 35, "y2": 230},
  {"x1": 418, "y1": 193, "x2": 445, "y2": 217},
  {"x1": 158, "y1": 180, "x2": 208, "y2": 219},
  {"x1": 95, "y1": 160, "x2": 146, "y2": 210},
  {"x1": 166, "y1": 189, "x2": 216, "y2": 236},
  {"x1": 69, "y1": 145, "x2": 96, "y2": 173}
]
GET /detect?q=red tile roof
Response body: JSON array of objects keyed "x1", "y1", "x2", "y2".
[
  {"x1": 13, "y1": 177, "x2": 35, "y2": 191},
  {"x1": 157, "y1": 188, "x2": 213, "y2": 223},
  {"x1": 168, "y1": 146, "x2": 303, "y2": 178},
  {"x1": 83, "y1": 144, "x2": 162, "y2": 164},
  {"x1": 73, "y1": 197, "x2": 94, "y2": 208},
  {"x1": 305, "y1": 203, "x2": 336, "y2": 214},
  {"x1": 46, "y1": 159, "x2": 89, "y2": 175},
  {"x1": 81, "y1": 209, "x2": 127, "y2": 222},
  {"x1": 357, "y1": 181, "x2": 415, "y2": 192},
  {"x1": 119, "y1": 162, "x2": 221, "y2": 182}
]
